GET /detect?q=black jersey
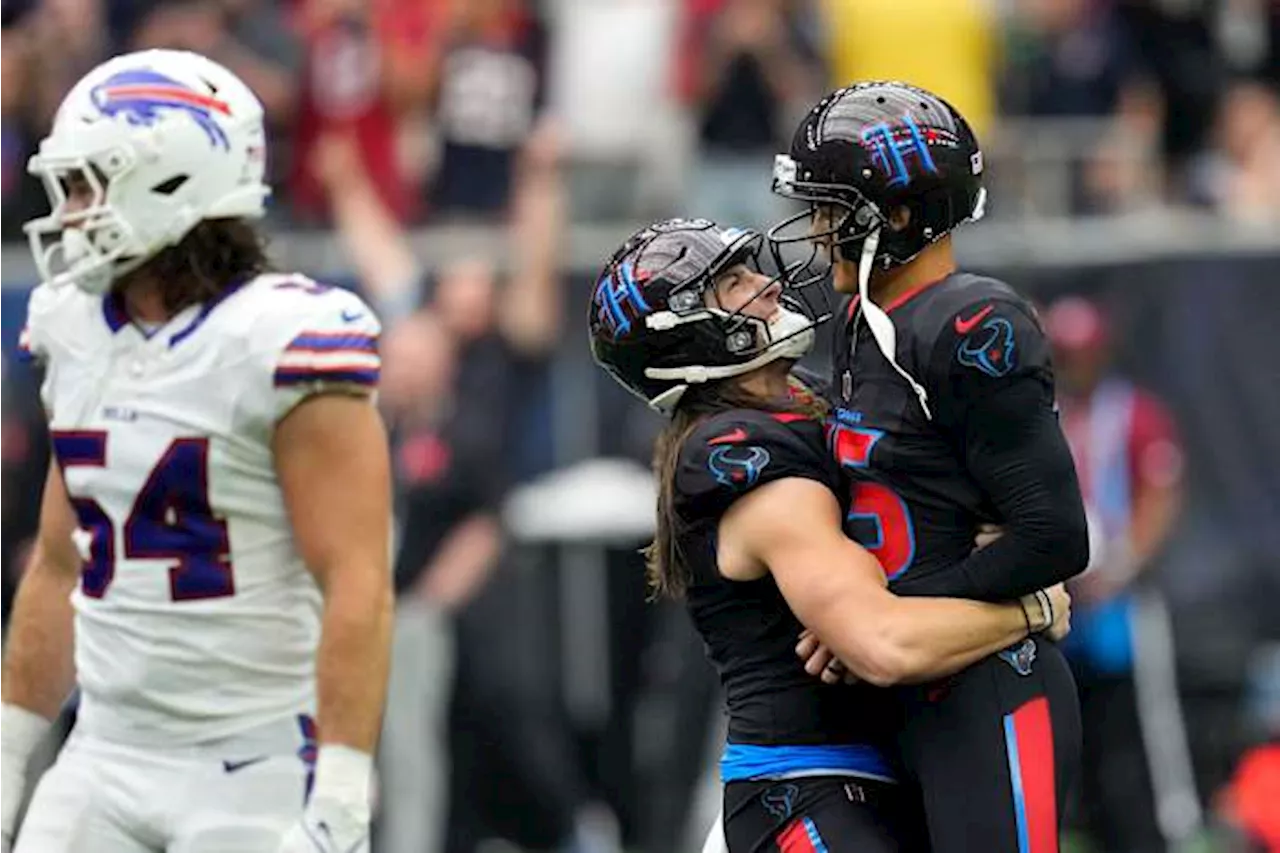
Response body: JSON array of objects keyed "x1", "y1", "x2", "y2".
[
  {"x1": 675, "y1": 408, "x2": 900, "y2": 761},
  {"x1": 829, "y1": 272, "x2": 1088, "y2": 601}
]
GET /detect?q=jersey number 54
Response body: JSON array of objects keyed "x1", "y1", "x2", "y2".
[{"x1": 52, "y1": 431, "x2": 234, "y2": 601}]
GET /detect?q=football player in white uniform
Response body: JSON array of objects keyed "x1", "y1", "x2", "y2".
[{"x1": 0, "y1": 50, "x2": 394, "y2": 852}]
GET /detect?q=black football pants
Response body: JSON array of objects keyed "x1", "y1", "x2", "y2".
[
  {"x1": 898, "y1": 638, "x2": 1082, "y2": 853},
  {"x1": 723, "y1": 775, "x2": 930, "y2": 853}
]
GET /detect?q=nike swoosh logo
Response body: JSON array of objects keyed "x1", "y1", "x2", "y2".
[
  {"x1": 954, "y1": 304, "x2": 994, "y2": 335},
  {"x1": 340, "y1": 310, "x2": 364, "y2": 323},
  {"x1": 222, "y1": 756, "x2": 269, "y2": 773},
  {"x1": 708, "y1": 427, "x2": 748, "y2": 446}
]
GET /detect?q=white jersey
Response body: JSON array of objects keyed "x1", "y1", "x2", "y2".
[{"x1": 20, "y1": 273, "x2": 381, "y2": 746}]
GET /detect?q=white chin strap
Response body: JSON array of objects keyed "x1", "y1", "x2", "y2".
[
  {"x1": 644, "y1": 308, "x2": 816, "y2": 414},
  {"x1": 855, "y1": 228, "x2": 932, "y2": 420},
  {"x1": 51, "y1": 229, "x2": 116, "y2": 295}
]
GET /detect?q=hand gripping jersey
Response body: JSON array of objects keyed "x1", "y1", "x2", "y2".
[
  {"x1": 20, "y1": 273, "x2": 381, "y2": 746},
  {"x1": 676, "y1": 409, "x2": 900, "y2": 780}
]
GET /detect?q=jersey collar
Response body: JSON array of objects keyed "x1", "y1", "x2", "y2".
[
  {"x1": 101, "y1": 278, "x2": 249, "y2": 346},
  {"x1": 881, "y1": 273, "x2": 951, "y2": 314}
]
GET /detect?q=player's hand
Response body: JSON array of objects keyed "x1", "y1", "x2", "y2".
[
  {"x1": 974, "y1": 523, "x2": 1004, "y2": 551},
  {"x1": 0, "y1": 758, "x2": 18, "y2": 845},
  {"x1": 1040, "y1": 583, "x2": 1072, "y2": 642},
  {"x1": 796, "y1": 629, "x2": 858, "y2": 685},
  {"x1": 2, "y1": 704, "x2": 52, "y2": 853},
  {"x1": 275, "y1": 796, "x2": 370, "y2": 853},
  {"x1": 1, "y1": 754, "x2": 20, "y2": 853},
  {"x1": 278, "y1": 745, "x2": 374, "y2": 853}
]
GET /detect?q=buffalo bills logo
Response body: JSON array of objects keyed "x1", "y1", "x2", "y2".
[
  {"x1": 998, "y1": 638, "x2": 1037, "y2": 676},
  {"x1": 708, "y1": 445, "x2": 771, "y2": 488},
  {"x1": 956, "y1": 315, "x2": 1017, "y2": 378},
  {"x1": 90, "y1": 70, "x2": 232, "y2": 150}
]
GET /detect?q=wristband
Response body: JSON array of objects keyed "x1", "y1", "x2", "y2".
[
  {"x1": 1036, "y1": 589, "x2": 1055, "y2": 627},
  {"x1": 1, "y1": 703, "x2": 52, "y2": 764},
  {"x1": 1018, "y1": 593, "x2": 1051, "y2": 634},
  {"x1": 311, "y1": 744, "x2": 374, "y2": 816}
]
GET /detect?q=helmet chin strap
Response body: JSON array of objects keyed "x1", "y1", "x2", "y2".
[{"x1": 855, "y1": 227, "x2": 933, "y2": 420}]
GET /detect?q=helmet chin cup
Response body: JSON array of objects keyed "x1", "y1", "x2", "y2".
[{"x1": 769, "y1": 306, "x2": 816, "y2": 360}]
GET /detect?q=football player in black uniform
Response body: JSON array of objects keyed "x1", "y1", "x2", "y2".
[
  {"x1": 589, "y1": 218, "x2": 1070, "y2": 853},
  {"x1": 768, "y1": 81, "x2": 1090, "y2": 853}
]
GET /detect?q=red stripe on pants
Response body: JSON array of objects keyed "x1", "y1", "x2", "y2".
[
  {"x1": 778, "y1": 817, "x2": 817, "y2": 853},
  {"x1": 1011, "y1": 696, "x2": 1059, "y2": 853}
]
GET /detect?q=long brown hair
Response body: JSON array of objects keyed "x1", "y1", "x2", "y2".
[
  {"x1": 644, "y1": 374, "x2": 828, "y2": 599},
  {"x1": 122, "y1": 218, "x2": 271, "y2": 314}
]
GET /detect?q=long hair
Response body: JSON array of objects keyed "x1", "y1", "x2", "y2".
[
  {"x1": 123, "y1": 218, "x2": 271, "y2": 313},
  {"x1": 644, "y1": 374, "x2": 828, "y2": 599}
]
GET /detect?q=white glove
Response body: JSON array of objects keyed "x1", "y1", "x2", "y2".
[
  {"x1": 2, "y1": 704, "x2": 52, "y2": 853},
  {"x1": 276, "y1": 745, "x2": 373, "y2": 853}
]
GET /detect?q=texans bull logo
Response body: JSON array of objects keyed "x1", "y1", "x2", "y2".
[
  {"x1": 90, "y1": 69, "x2": 232, "y2": 150},
  {"x1": 956, "y1": 314, "x2": 1017, "y2": 378},
  {"x1": 998, "y1": 638, "x2": 1037, "y2": 676},
  {"x1": 760, "y1": 782, "x2": 800, "y2": 820},
  {"x1": 708, "y1": 445, "x2": 771, "y2": 488}
]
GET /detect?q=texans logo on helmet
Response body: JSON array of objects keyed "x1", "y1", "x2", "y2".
[
  {"x1": 592, "y1": 261, "x2": 651, "y2": 341},
  {"x1": 90, "y1": 69, "x2": 232, "y2": 150},
  {"x1": 860, "y1": 114, "x2": 939, "y2": 188},
  {"x1": 707, "y1": 445, "x2": 771, "y2": 489},
  {"x1": 955, "y1": 313, "x2": 1017, "y2": 378}
]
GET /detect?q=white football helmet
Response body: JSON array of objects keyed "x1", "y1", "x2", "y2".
[{"x1": 24, "y1": 49, "x2": 270, "y2": 294}]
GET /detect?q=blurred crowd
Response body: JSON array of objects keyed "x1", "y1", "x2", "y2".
[
  {"x1": 3, "y1": 0, "x2": 1280, "y2": 234},
  {"x1": 3, "y1": 1, "x2": 1280, "y2": 853}
]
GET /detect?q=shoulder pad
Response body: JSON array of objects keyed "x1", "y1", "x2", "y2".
[
  {"x1": 910, "y1": 274, "x2": 1031, "y2": 347},
  {"x1": 20, "y1": 284, "x2": 100, "y2": 364},
  {"x1": 902, "y1": 274, "x2": 1045, "y2": 381},
  {"x1": 675, "y1": 409, "x2": 836, "y2": 519},
  {"x1": 236, "y1": 273, "x2": 382, "y2": 424}
]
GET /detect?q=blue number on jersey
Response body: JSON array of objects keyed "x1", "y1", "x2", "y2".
[
  {"x1": 51, "y1": 431, "x2": 114, "y2": 598},
  {"x1": 52, "y1": 433, "x2": 235, "y2": 600},
  {"x1": 125, "y1": 438, "x2": 234, "y2": 600}
]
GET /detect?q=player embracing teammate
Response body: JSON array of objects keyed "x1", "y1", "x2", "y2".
[{"x1": 766, "y1": 81, "x2": 1090, "y2": 852}]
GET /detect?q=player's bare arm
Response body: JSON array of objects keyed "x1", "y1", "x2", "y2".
[
  {"x1": 2, "y1": 464, "x2": 82, "y2": 717},
  {"x1": 720, "y1": 477, "x2": 1063, "y2": 687},
  {"x1": 1, "y1": 464, "x2": 82, "y2": 845},
  {"x1": 274, "y1": 392, "x2": 394, "y2": 839}
]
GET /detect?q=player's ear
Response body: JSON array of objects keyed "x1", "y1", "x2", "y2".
[{"x1": 888, "y1": 206, "x2": 912, "y2": 232}]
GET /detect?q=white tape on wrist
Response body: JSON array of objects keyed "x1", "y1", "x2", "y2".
[
  {"x1": 1, "y1": 704, "x2": 52, "y2": 764},
  {"x1": 1019, "y1": 593, "x2": 1052, "y2": 634},
  {"x1": 1035, "y1": 589, "x2": 1054, "y2": 627},
  {"x1": 310, "y1": 745, "x2": 374, "y2": 815}
]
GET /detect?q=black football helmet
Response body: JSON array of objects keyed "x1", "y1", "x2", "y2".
[
  {"x1": 768, "y1": 80, "x2": 986, "y2": 282},
  {"x1": 588, "y1": 218, "x2": 830, "y2": 413}
]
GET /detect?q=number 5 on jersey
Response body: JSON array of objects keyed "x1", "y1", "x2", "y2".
[
  {"x1": 829, "y1": 423, "x2": 916, "y2": 580},
  {"x1": 51, "y1": 431, "x2": 234, "y2": 600}
]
